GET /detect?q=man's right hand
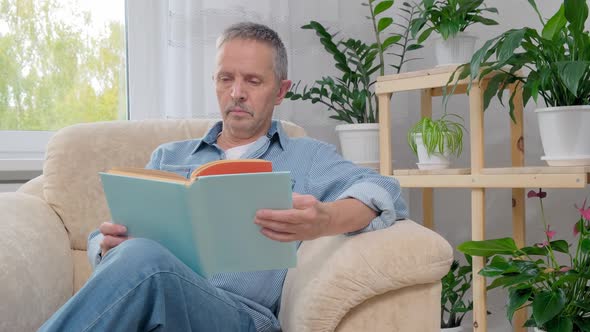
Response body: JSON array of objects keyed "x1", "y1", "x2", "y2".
[{"x1": 99, "y1": 222, "x2": 129, "y2": 257}]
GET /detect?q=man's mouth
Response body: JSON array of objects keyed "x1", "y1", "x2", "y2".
[{"x1": 227, "y1": 107, "x2": 252, "y2": 115}]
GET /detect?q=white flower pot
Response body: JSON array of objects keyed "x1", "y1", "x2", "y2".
[
  {"x1": 534, "y1": 328, "x2": 545, "y2": 332},
  {"x1": 335, "y1": 123, "x2": 380, "y2": 169},
  {"x1": 413, "y1": 133, "x2": 450, "y2": 170},
  {"x1": 441, "y1": 327, "x2": 463, "y2": 332},
  {"x1": 433, "y1": 33, "x2": 477, "y2": 67},
  {"x1": 536, "y1": 105, "x2": 590, "y2": 166}
]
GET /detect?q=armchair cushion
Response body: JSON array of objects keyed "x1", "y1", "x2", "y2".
[{"x1": 279, "y1": 219, "x2": 452, "y2": 331}]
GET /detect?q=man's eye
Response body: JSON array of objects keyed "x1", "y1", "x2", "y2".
[{"x1": 249, "y1": 79, "x2": 261, "y2": 85}]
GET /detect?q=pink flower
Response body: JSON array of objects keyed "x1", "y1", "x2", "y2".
[
  {"x1": 574, "y1": 222, "x2": 581, "y2": 236},
  {"x1": 536, "y1": 241, "x2": 549, "y2": 248},
  {"x1": 528, "y1": 189, "x2": 547, "y2": 199},
  {"x1": 575, "y1": 198, "x2": 590, "y2": 220},
  {"x1": 559, "y1": 266, "x2": 572, "y2": 272},
  {"x1": 545, "y1": 225, "x2": 556, "y2": 240}
]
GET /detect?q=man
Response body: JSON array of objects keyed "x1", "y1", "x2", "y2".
[{"x1": 40, "y1": 22, "x2": 408, "y2": 332}]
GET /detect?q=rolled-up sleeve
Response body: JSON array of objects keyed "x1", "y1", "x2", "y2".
[
  {"x1": 304, "y1": 143, "x2": 408, "y2": 235},
  {"x1": 87, "y1": 229, "x2": 104, "y2": 270}
]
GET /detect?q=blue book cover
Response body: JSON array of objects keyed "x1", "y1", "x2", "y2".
[{"x1": 99, "y1": 171, "x2": 297, "y2": 278}]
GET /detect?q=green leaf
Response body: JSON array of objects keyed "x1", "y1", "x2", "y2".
[
  {"x1": 406, "y1": 44, "x2": 423, "y2": 51},
  {"x1": 373, "y1": 0, "x2": 394, "y2": 16},
  {"x1": 520, "y1": 245, "x2": 546, "y2": 256},
  {"x1": 581, "y1": 238, "x2": 590, "y2": 253},
  {"x1": 549, "y1": 240, "x2": 569, "y2": 254},
  {"x1": 574, "y1": 316, "x2": 590, "y2": 331},
  {"x1": 545, "y1": 316, "x2": 573, "y2": 332},
  {"x1": 487, "y1": 269, "x2": 539, "y2": 290},
  {"x1": 527, "y1": 0, "x2": 545, "y2": 25},
  {"x1": 542, "y1": 5, "x2": 566, "y2": 40},
  {"x1": 483, "y1": 74, "x2": 505, "y2": 111},
  {"x1": 480, "y1": 255, "x2": 517, "y2": 277},
  {"x1": 532, "y1": 289, "x2": 566, "y2": 326},
  {"x1": 377, "y1": 17, "x2": 393, "y2": 32},
  {"x1": 556, "y1": 61, "x2": 589, "y2": 98},
  {"x1": 564, "y1": 0, "x2": 589, "y2": 34},
  {"x1": 507, "y1": 287, "x2": 532, "y2": 323},
  {"x1": 417, "y1": 27, "x2": 435, "y2": 44},
  {"x1": 497, "y1": 29, "x2": 526, "y2": 65},
  {"x1": 381, "y1": 35, "x2": 402, "y2": 51},
  {"x1": 457, "y1": 238, "x2": 518, "y2": 257},
  {"x1": 469, "y1": 38, "x2": 496, "y2": 81}
]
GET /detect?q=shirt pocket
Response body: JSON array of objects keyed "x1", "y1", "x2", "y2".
[{"x1": 160, "y1": 164, "x2": 201, "y2": 179}]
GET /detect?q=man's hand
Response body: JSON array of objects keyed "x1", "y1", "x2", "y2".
[
  {"x1": 256, "y1": 194, "x2": 378, "y2": 242},
  {"x1": 255, "y1": 193, "x2": 331, "y2": 242},
  {"x1": 254, "y1": 193, "x2": 331, "y2": 242},
  {"x1": 99, "y1": 222, "x2": 129, "y2": 256}
]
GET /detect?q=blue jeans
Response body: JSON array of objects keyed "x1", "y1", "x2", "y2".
[{"x1": 39, "y1": 238, "x2": 256, "y2": 332}]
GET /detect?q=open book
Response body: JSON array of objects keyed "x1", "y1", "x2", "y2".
[{"x1": 100, "y1": 159, "x2": 296, "y2": 278}]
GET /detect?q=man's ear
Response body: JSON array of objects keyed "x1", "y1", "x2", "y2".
[{"x1": 275, "y1": 80, "x2": 292, "y2": 105}]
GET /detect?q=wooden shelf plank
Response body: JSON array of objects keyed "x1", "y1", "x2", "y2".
[
  {"x1": 393, "y1": 166, "x2": 590, "y2": 176},
  {"x1": 392, "y1": 173, "x2": 587, "y2": 188},
  {"x1": 482, "y1": 166, "x2": 590, "y2": 174},
  {"x1": 393, "y1": 168, "x2": 470, "y2": 175}
]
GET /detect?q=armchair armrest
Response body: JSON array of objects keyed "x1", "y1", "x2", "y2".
[
  {"x1": 0, "y1": 192, "x2": 73, "y2": 332},
  {"x1": 279, "y1": 219, "x2": 453, "y2": 331}
]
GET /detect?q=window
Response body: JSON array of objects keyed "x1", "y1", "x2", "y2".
[{"x1": 0, "y1": 0, "x2": 127, "y2": 167}]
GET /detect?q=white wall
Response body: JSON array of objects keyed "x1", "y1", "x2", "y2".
[{"x1": 295, "y1": 1, "x2": 586, "y2": 331}]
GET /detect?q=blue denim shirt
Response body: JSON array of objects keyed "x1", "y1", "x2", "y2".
[{"x1": 88, "y1": 120, "x2": 408, "y2": 331}]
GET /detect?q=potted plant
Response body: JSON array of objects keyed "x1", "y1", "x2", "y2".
[
  {"x1": 458, "y1": 189, "x2": 590, "y2": 331},
  {"x1": 286, "y1": 0, "x2": 422, "y2": 169},
  {"x1": 440, "y1": 257, "x2": 473, "y2": 331},
  {"x1": 410, "y1": 0, "x2": 498, "y2": 66},
  {"x1": 407, "y1": 113, "x2": 465, "y2": 169},
  {"x1": 451, "y1": 0, "x2": 590, "y2": 166}
]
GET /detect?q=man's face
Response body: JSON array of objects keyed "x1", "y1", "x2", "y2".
[{"x1": 214, "y1": 39, "x2": 291, "y2": 140}]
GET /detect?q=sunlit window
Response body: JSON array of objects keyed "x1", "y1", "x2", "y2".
[{"x1": 0, "y1": 0, "x2": 127, "y2": 131}]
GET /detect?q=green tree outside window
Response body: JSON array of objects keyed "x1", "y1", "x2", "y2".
[{"x1": 0, "y1": 0, "x2": 126, "y2": 131}]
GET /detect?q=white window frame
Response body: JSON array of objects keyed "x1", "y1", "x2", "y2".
[{"x1": 0, "y1": 0, "x2": 164, "y2": 180}]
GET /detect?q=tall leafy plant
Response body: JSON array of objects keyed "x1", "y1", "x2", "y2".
[
  {"x1": 286, "y1": 1, "x2": 422, "y2": 124},
  {"x1": 449, "y1": 0, "x2": 590, "y2": 122},
  {"x1": 410, "y1": 0, "x2": 498, "y2": 42},
  {"x1": 441, "y1": 258, "x2": 474, "y2": 328}
]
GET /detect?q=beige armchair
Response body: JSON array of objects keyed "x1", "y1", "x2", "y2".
[{"x1": 0, "y1": 119, "x2": 453, "y2": 332}]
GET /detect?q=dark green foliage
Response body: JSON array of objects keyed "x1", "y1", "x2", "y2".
[{"x1": 286, "y1": 1, "x2": 422, "y2": 124}]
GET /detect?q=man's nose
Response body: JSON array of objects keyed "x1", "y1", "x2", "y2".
[{"x1": 230, "y1": 81, "x2": 246, "y2": 101}]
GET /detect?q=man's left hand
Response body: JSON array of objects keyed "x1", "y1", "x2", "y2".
[{"x1": 255, "y1": 193, "x2": 330, "y2": 242}]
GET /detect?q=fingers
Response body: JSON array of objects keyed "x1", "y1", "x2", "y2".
[
  {"x1": 99, "y1": 221, "x2": 127, "y2": 237},
  {"x1": 260, "y1": 227, "x2": 297, "y2": 242},
  {"x1": 100, "y1": 235, "x2": 129, "y2": 255},
  {"x1": 99, "y1": 221, "x2": 128, "y2": 256},
  {"x1": 256, "y1": 219, "x2": 298, "y2": 234}
]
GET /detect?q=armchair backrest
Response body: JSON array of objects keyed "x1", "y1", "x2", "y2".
[{"x1": 42, "y1": 119, "x2": 306, "y2": 250}]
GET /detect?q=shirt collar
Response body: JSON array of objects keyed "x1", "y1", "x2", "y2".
[{"x1": 191, "y1": 119, "x2": 290, "y2": 155}]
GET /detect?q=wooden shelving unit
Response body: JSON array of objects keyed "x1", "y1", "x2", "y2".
[{"x1": 375, "y1": 66, "x2": 590, "y2": 332}]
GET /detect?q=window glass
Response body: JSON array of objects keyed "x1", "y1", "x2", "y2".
[{"x1": 0, "y1": 0, "x2": 127, "y2": 131}]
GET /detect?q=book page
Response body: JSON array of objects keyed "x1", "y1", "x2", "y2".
[{"x1": 108, "y1": 167, "x2": 188, "y2": 184}]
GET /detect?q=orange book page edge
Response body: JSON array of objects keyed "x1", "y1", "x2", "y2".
[{"x1": 189, "y1": 159, "x2": 272, "y2": 180}]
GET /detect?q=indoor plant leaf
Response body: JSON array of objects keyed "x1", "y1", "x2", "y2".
[
  {"x1": 532, "y1": 289, "x2": 566, "y2": 326},
  {"x1": 541, "y1": 5, "x2": 566, "y2": 41},
  {"x1": 458, "y1": 237, "x2": 519, "y2": 257},
  {"x1": 555, "y1": 61, "x2": 589, "y2": 98},
  {"x1": 507, "y1": 287, "x2": 532, "y2": 323}
]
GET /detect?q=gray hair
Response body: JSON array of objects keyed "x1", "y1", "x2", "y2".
[{"x1": 217, "y1": 22, "x2": 288, "y2": 82}]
